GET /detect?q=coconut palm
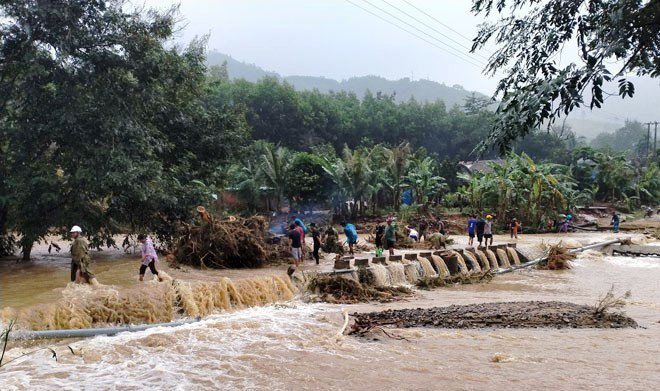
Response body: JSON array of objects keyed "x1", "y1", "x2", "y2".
[
  {"x1": 260, "y1": 143, "x2": 290, "y2": 210},
  {"x1": 322, "y1": 146, "x2": 375, "y2": 218},
  {"x1": 383, "y1": 142, "x2": 411, "y2": 211}
]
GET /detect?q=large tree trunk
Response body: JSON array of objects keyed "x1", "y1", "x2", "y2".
[
  {"x1": 394, "y1": 189, "x2": 400, "y2": 211},
  {"x1": 21, "y1": 239, "x2": 33, "y2": 261}
]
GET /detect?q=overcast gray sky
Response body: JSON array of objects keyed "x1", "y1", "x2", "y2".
[{"x1": 141, "y1": 0, "x2": 498, "y2": 93}]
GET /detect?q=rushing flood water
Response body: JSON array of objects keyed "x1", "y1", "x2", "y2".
[{"x1": 1, "y1": 234, "x2": 660, "y2": 390}]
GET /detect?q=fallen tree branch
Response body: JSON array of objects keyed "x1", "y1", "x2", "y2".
[
  {"x1": 336, "y1": 309, "x2": 349, "y2": 341},
  {"x1": 495, "y1": 238, "x2": 625, "y2": 274}
]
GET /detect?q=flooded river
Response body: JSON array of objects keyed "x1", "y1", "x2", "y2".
[{"x1": 1, "y1": 233, "x2": 660, "y2": 390}]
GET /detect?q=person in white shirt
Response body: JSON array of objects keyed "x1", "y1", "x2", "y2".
[{"x1": 407, "y1": 226, "x2": 419, "y2": 242}]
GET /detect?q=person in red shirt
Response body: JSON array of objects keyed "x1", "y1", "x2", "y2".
[
  {"x1": 294, "y1": 221, "x2": 306, "y2": 259},
  {"x1": 510, "y1": 218, "x2": 521, "y2": 239}
]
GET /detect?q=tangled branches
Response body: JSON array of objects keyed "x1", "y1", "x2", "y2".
[
  {"x1": 174, "y1": 215, "x2": 271, "y2": 268},
  {"x1": 416, "y1": 271, "x2": 493, "y2": 289},
  {"x1": 593, "y1": 286, "x2": 631, "y2": 317},
  {"x1": 539, "y1": 243, "x2": 576, "y2": 270},
  {"x1": 306, "y1": 275, "x2": 412, "y2": 304}
]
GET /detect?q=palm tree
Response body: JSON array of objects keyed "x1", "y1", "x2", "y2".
[
  {"x1": 383, "y1": 142, "x2": 411, "y2": 211},
  {"x1": 260, "y1": 143, "x2": 289, "y2": 210},
  {"x1": 323, "y1": 146, "x2": 375, "y2": 218}
]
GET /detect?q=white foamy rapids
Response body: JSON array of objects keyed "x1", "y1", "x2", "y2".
[
  {"x1": 475, "y1": 250, "x2": 490, "y2": 272},
  {"x1": 462, "y1": 252, "x2": 482, "y2": 273},
  {"x1": 412, "y1": 260, "x2": 425, "y2": 277},
  {"x1": 0, "y1": 304, "x2": 368, "y2": 390},
  {"x1": 603, "y1": 256, "x2": 660, "y2": 269},
  {"x1": 404, "y1": 263, "x2": 420, "y2": 283},
  {"x1": 496, "y1": 249, "x2": 511, "y2": 268},
  {"x1": 453, "y1": 252, "x2": 470, "y2": 275},
  {"x1": 368, "y1": 263, "x2": 390, "y2": 286},
  {"x1": 578, "y1": 249, "x2": 606, "y2": 261},
  {"x1": 417, "y1": 257, "x2": 437, "y2": 277},
  {"x1": 2, "y1": 275, "x2": 295, "y2": 331},
  {"x1": 386, "y1": 263, "x2": 408, "y2": 285},
  {"x1": 430, "y1": 255, "x2": 450, "y2": 277},
  {"x1": 506, "y1": 248, "x2": 521, "y2": 265},
  {"x1": 485, "y1": 250, "x2": 499, "y2": 269}
]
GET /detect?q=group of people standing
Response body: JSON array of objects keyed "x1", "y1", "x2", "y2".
[
  {"x1": 287, "y1": 216, "x2": 400, "y2": 267},
  {"x1": 287, "y1": 217, "x2": 318, "y2": 267},
  {"x1": 287, "y1": 216, "x2": 330, "y2": 267},
  {"x1": 466, "y1": 214, "x2": 495, "y2": 248}
]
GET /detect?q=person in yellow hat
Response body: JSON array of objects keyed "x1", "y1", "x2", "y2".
[
  {"x1": 484, "y1": 215, "x2": 494, "y2": 249},
  {"x1": 69, "y1": 225, "x2": 94, "y2": 284}
]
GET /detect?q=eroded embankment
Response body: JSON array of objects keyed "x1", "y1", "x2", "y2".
[
  {"x1": 1, "y1": 273, "x2": 295, "y2": 330},
  {"x1": 350, "y1": 301, "x2": 638, "y2": 333}
]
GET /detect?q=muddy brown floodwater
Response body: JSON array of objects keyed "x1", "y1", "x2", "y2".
[{"x1": 1, "y1": 233, "x2": 660, "y2": 390}]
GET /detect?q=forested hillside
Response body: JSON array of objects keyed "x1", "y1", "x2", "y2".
[{"x1": 207, "y1": 51, "x2": 488, "y2": 108}]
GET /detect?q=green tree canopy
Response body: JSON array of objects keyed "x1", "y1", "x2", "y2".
[
  {"x1": 0, "y1": 0, "x2": 246, "y2": 258},
  {"x1": 472, "y1": 0, "x2": 660, "y2": 153}
]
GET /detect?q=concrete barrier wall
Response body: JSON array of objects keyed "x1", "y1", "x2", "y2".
[{"x1": 327, "y1": 245, "x2": 528, "y2": 287}]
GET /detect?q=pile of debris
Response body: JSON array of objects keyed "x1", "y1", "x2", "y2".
[
  {"x1": 173, "y1": 208, "x2": 270, "y2": 268},
  {"x1": 306, "y1": 274, "x2": 412, "y2": 304},
  {"x1": 426, "y1": 233, "x2": 454, "y2": 249},
  {"x1": 416, "y1": 272, "x2": 493, "y2": 289},
  {"x1": 539, "y1": 243, "x2": 576, "y2": 270},
  {"x1": 350, "y1": 301, "x2": 637, "y2": 335},
  {"x1": 321, "y1": 229, "x2": 345, "y2": 254}
]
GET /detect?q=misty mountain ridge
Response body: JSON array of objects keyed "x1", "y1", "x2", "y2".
[
  {"x1": 207, "y1": 51, "x2": 659, "y2": 139},
  {"x1": 207, "y1": 51, "x2": 488, "y2": 108}
]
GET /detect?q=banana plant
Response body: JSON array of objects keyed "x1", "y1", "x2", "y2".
[{"x1": 405, "y1": 157, "x2": 448, "y2": 204}]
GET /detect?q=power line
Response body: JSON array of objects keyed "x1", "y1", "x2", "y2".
[
  {"x1": 401, "y1": 0, "x2": 476, "y2": 44},
  {"x1": 378, "y1": 0, "x2": 491, "y2": 62},
  {"x1": 344, "y1": 0, "x2": 485, "y2": 69},
  {"x1": 359, "y1": 0, "x2": 487, "y2": 66}
]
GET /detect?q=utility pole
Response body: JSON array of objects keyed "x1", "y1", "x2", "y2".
[
  {"x1": 644, "y1": 121, "x2": 659, "y2": 162},
  {"x1": 654, "y1": 121, "x2": 658, "y2": 156},
  {"x1": 646, "y1": 122, "x2": 651, "y2": 158}
]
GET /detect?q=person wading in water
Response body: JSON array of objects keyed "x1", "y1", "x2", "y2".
[
  {"x1": 309, "y1": 223, "x2": 322, "y2": 265},
  {"x1": 138, "y1": 234, "x2": 161, "y2": 281},
  {"x1": 611, "y1": 212, "x2": 620, "y2": 233},
  {"x1": 288, "y1": 224, "x2": 303, "y2": 267},
  {"x1": 341, "y1": 221, "x2": 358, "y2": 255},
  {"x1": 294, "y1": 220, "x2": 306, "y2": 259},
  {"x1": 70, "y1": 225, "x2": 94, "y2": 284}
]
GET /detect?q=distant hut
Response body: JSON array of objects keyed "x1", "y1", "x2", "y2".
[{"x1": 458, "y1": 159, "x2": 505, "y2": 175}]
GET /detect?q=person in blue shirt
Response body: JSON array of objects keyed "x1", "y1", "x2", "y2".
[
  {"x1": 467, "y1": 214, "x2": 477, "y2": 246},
  {"x1": 292, "y1": 216, "x2": 307, "y2": 233},
  {"x1": 341, "y1": 221, "x2": 358, "y2": 255}
]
